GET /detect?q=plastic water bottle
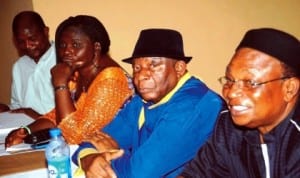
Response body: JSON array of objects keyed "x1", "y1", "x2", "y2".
[{"x1": 45, "y1": 128, "x2": 71, "y2": 178}]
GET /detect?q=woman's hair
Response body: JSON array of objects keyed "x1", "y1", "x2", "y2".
[{"x1": 55, "y1": 15, "x2": 110, "y2": 55}]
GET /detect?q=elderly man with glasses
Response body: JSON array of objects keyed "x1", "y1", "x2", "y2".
[{"x1": 179, "y1": 28, "x2": 300, "y2": 178}]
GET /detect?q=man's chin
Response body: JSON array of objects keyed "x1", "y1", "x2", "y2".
[
  {"x1": 140, "y1": 94, "x2": 158, "y2": 103},
  {"x1": 231, "y1": 116, "x2": 250, "y2": 127},
  {"x1": 26, "y1": 50, "x2": 41, "y2": 60}
]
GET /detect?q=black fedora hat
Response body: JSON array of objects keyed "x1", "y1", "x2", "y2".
[{"x1": 122, "y1": 28, "x2": 192, "y2": 64}]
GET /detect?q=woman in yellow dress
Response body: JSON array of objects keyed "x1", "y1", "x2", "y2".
[{"x1": 5, "y1": 15, "x2": 134, "y2": 146}]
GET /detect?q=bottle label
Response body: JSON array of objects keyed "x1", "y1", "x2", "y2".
[{"x1": 47, "y1": 156, "x2": 71, "y2": 178}]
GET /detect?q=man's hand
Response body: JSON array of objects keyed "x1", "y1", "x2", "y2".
[
  {"x1": 0, "y1": 103, "x2": 9, "y2": 112},
  {"x1": 81, "y1": 150, "x2": 124, "y2": 178},
  {"x1": 85, "y1": 131, "x2": 119, "y2": 153},
  {"x1": 5, "y1": 128, "x2": 27, "y2": 148}
]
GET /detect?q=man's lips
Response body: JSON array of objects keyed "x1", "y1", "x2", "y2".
[
  {"x1": 138, "y1": 87, "x2": 153, "y2": 94},
  {"x1": 229, "y1": 105, "x2": 250, "y2": 115}
]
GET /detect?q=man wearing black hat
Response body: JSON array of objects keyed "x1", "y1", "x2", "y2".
[
  {"x1": 179, "y1": 28, "x2": 300, "y2": 178},
  {"x1": 72, "y1": 28, "x2": 224, "y2": 177}
]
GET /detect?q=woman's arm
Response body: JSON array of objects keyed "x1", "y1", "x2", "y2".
[
  {"x1": 50, "y1": 63, "x2": 76, "y2": 123},
  {"x1": 5, "y1": 117, "x2": 55, "y2": 148},
  {"x1": 59, "y1": 67, "x2": 133, "y2": 144}
]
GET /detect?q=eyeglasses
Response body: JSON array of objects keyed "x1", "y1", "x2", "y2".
[{"x1": 218, "y1": 76, "x2": 292, "y2": 90}]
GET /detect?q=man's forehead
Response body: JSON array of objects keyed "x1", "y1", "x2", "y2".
[
  {"x1": 132, "y1": 57, "x2": 165, "y2": 63},
  {"x1": 17, "y1": 26, "x2": 38, "y2": 35},
  {"x1": 134, "y1": 57, "x2": 165, "y2": 60},
  {"x1": 22, "y1": 28, "x2": 31, "y2": 35},
  {"x1": 228, "y1": 48, "x2": 282, "y2": 73},
  {"x1": 232, "y1": 47, "x2": 281, "y2": 64}
]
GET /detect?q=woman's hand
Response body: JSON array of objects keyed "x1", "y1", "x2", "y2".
[
  {"x1": 5, "y1": 128, "x2": 27, "y2": 148},
  {"x1": 51, "y1": 63, "x2": 74, "y2": 87}
]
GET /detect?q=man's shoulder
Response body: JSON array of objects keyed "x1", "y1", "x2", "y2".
[
  {"x1": 184, "y1": 76, "x2": 210, "y2": 90},
  {"x1": 39, "y1": 42, "x2": 56, "y2": 63},
  {"x1": 13, "y1": 55, "x2": 34, "y2": 68},
  {"x1": 121, "y1": 94, "x2": 143, "y2": 108},
  {"x1": 180, "y1": 76, "x2": 206, "y2": 91},
  {"x1": 212, "y1": 110, "x2": 246, "y2": 145},
  {"x1": 180, "y1": 76, "x2": 222, "y2": 100}
]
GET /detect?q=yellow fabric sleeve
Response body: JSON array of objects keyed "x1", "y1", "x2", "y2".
[{"x1": 73, "y1": 148, "x2": 99, "y2": 178}]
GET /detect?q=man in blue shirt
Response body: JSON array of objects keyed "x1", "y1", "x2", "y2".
[{"x1": 72, "y1": 28, "x2": 224, "y2": 178}]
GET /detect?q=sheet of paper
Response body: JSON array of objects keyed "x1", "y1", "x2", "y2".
[
  {"x1": 0, "y1": 143, "x2": 8, "y2": 156},
  {"x1": 0, "y1": 111, "x2": 34, "y2": 130},
  {"x1": 0, "y1": 112, "x2": 34, "y2": 142},
  {"x1": 0, "y1": 112, "x2": 34, "y2": 156},
  {"x1": 5, "y1": 143, "x2": 33, "y2": 153}
]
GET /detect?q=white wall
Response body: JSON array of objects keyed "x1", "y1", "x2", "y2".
[{"x1": 1, "y1": 0, "x2": 300, "y2": 103}]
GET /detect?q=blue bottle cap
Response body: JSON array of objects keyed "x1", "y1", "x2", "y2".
[{"x1": 49, "y1": 128, "x2": 62, "y2": 137}]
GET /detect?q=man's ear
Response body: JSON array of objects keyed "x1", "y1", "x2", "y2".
[
  {"x1": 13, "y1": 37, "x2": 24, "y2": 56},
  {"x1": 43, "y1": 26, "x2": 49, "y2": 38},
  {"x1": 175, "y1": 60, "x2": 187, "y2": 77},
  {"x1": 284, "y1": 77, "x2": 300, "y2": 101}
]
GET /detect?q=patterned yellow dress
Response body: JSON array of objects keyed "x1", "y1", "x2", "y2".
[{"x1": 42, "y1": 67, "x2": 134, "y2": 144}]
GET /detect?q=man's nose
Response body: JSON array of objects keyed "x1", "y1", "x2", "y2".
[
  {"x1": 25, "y1": 40, "x2": 35, "y2": 49},
  {"x1": 137, "y1": 68, "x2": 151, "y2": 81}
]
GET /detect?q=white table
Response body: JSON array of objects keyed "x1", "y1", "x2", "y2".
[{"x1": 0, "y1": 145, "x2": 80, "y2": 178}]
